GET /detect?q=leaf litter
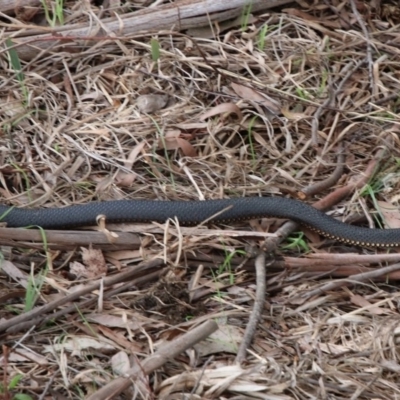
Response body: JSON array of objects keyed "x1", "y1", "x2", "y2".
[{"x1": 1, "y1": 1, "x2": 400, "y2": 399}]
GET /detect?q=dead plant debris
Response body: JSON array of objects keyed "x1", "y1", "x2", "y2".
[{"x1": 1, "y1": 0, "x2": 400, "y2": 399}]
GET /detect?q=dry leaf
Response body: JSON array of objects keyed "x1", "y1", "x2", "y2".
[
  {"x1": 377, "y1": 200, "x2": 400, "y2": 228},
  {"x1": 86, "y1": 314, "x2": 145, "y2": 331},
  {"x1": 0, "y1": 260, "x2": 29, "y2": 288},
  {"x1": 231, "y1": 82, "x2": 281, "y2": 115},
  {"x1": 194, "y1": 325, "x2": 242, "y2": 356},
  {"x1": 317, "y1": 342, "x2": 352, "y2": 355},
  {"x1": 98, "y1": 325, "x2": 142, "y2": 353},
  {"x1": 69, "y1": 261, "x2": 88, "y2": 279},
  {"x1": 157, "y1": 130, "x2": 197, "y2": 157},
  {"x1": 80, "y1": 90, "x2": 104, "y2": 101},
  {"x1": 6, "y1": 349, "x2": 48, "y2": 365},
  {"x1": 115, "y1": 141, "x2": 146, "y2": 186},
  {"x1": 69, "y1": 247, "x2": 107, "y2": 279},
  {"x1": 15, "y1": 6, "x2": 40, "y2": 22},
  {"x1": 0, "y1": 97, "x2": 25, "y2": 118},
  {"x1": 111, "y1": 351, "x2": 131, "y2": 376},
  {"x1": 199, "y1": 102, "x2": 243, "y2": 121},
  {"x1": 350, "y1": 294, "x2": 387, "y2": 315},
  {"x1": 281, "y1": 106, "x2": 309, "y2": 121},
  {"x1": 44, "y1": 337, "x2": 115, "y2": 356},
  {"x1": 81, "y1": 247, "x2": 107, "y2": 277}
]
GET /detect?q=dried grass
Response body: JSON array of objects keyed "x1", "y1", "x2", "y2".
[{"x1": 1, "y1": 1, "x2": 400, "y2": 399}]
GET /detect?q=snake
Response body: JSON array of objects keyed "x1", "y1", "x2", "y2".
[{"x1": 0, "y1": 197, "x2": 398, "y2": 247}]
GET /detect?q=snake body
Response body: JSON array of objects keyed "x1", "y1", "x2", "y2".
[{"x1": 0, "y1": 197, "x2": 398, "y2": 247}]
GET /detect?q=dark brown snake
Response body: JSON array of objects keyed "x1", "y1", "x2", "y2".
[{"x1": 0, "y1": 197, "x2": 398, "y2": 247}]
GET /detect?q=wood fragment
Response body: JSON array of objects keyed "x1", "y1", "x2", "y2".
[
  {"x1": 0, "y1": 227, "x2": 141, "y2": 250},
  {"x1": 7, "y1": 0, "x2": 293, "y2": 60}
]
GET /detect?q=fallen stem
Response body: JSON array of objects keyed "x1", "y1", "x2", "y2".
[{"x1": 86, "y1": 320, "x2": 219, "y2": 400}]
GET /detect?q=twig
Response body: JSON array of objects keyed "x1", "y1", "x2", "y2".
[
  {"x1": 311, "y1": 154, "x2": 379, "y2": 210},
  {"x1": 262, "y1": 148, "x2": 347, "y2": 252},
  {"x1": 350, "y1": 0, "x2": 374, "y2": 97},
  {"x1": 263, "y1": 145, "x2": 384, "y2": 252},
  {"x1": 298, "y1": 144, "x2": 345, "y2": 198},
  {"x1": 300, "y1": 262, "x2": 400, "y2": 301},
  {"x1": 86, "y1": 320, "x2": 219, "y2": 400},
  {"x1": 288, "y1": 252, "x2": 400, "y2": 266},
  {"x1": 311, "y1": 58, "x2": 366, "y2": 145},
  {"x1": 7, "y1": 0, "x2": 293, "y2": 60},
  {"x1": 6, "y1": 268, "x2": 167, "y2": 334},
  {"x1": 0, "y1": 258, "x2": 164, "y2": 334},
  {"x1": 235, "y1": 252, "x2": 268, "y2": 363},
  {"x1": 0, "y1": 227, "x2": 141, "y2": 250}
]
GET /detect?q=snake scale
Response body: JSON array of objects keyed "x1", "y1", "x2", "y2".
[{"x1": 0, "y1": 197, "x2": 398, "y2": 247}]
